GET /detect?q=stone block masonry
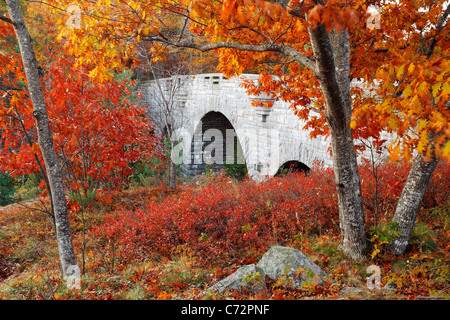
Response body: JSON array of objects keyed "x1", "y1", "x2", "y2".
[{"x1": 137, "y1": 73, "x2": 350, "y2": 180}]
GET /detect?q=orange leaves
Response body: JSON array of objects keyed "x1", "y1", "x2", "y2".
[
  {"x1": 251, "y1": 99, "x2": 274, "y2": 108},
  {"x1": 350, "y1": 0, "x2": 449, "y2": 161},
  {"x1": 221, "y1": 0, "x2": 287, "y2": 23},
  {"x1": 307, "y1": 1, "x2": 358, "y2": 32},
  {"x1": 308, "y1": 3, "x2": 324, "y2": 26},
  {"x1": 354, "y1": 20, "x2": 449, "y2": 160}
]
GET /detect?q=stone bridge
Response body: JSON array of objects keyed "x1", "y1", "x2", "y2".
[{"x1": 137, "y1": 73, "x2": 333, "y2": 180}]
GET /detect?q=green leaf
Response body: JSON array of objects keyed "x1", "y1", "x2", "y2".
[
  {"x1": 403, "y1": 84, "x2": 412, "y2": 97},
  {"x1": 371, "y1": 245, "x2": 380, "y2": 260},
  {"x1": 432, "y1": 83, "x2": 442, "y2": 97},
  {"x1": 396, "y1": 64, "x2": 405, "y2": 79},
  {"x1": 443, "y1": 82, "x2": 450, "y2": 95}
]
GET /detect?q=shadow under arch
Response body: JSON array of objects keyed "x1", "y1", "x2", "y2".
[
  {"x1": 275, "y1": 160, "x2": 311, "y2": 177},
  {"x1": 182, "y1": 111, "x2": 247, "y2": 178}
]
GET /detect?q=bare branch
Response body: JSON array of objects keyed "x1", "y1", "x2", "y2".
[
  {"x1": 426, "y1": 4, "x2": 450, "y2": 58},
  {"x1": 145, "y1": 37, "x2": 317, "y2": 72},
  {"x1": 228, "y1": 25, "x2": 271, "y2": 43},
  {"x1": 273, "y1": 15, "x2": 294, "y2": 44},
  {"x1": 0, "y1": 14, "x2": 14, "y2": 25}
]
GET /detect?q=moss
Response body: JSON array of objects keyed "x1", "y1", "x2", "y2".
[{"x1": 411, "y1": 223, "x2": 438, "y2": 252}]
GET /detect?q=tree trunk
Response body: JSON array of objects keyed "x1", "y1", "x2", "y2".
[
  {"x1": 5, "y1": 0, "x2": 79, "y2": 281},
  {"x1": 169, "y1": 140, "x2": 177, "y2": 190},
  {"x1": 390, "y1": 152, "x2": 439, "y2": 255},
  {"x1": 309, "y1": 25, "x2": 366, "y2": 260}
]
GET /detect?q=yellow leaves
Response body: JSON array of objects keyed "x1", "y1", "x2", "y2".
[
  {"x1": 403, "y1": 84, "x2": 412, "y2": 98},
  {"x1": 396, "y1": 64, "x2": 405, "y2": 79},
  {"x1": 431, "y1": 83, "x2": 441, "y2": 97},
  {"x1": 88, "y1": 64, "x2": 110, "y2": 84},
  {"x1": 416, "y1": 129, "x2": 428, "y2": 154},
  {"x1": 442, "y1": 82, "x2": 450, "y2": 100},
  {"x1": 388, "y1": 117, "x2": 398, "y2": 131},
  {"x1": 441, "y1": 140, "x2": 450, "y2": 159},
  {"x1": 410, "y1": 95, "x2": 422, "y2": 115}
]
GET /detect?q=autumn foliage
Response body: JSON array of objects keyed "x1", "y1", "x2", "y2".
[
  {"x1": 91, "y1": 161, "x2": 449, "y2": 267},
  {"x1": 0, "y1": 160, "x2": 448, "y2": 299},
  {"x1": 1, "y1": 0, "x2": 449, "y2": 300},
  {"x1": 45, "y1": 0, "x2": 449, "y2": 161},
  {"x1": 0, "y1": 35, "x2": 162, "y2": 197}
]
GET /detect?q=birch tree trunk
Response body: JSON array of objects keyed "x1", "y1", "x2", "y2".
[
  {"x1": 390, "y1": 152, "x2": 439, "y2": 255},
  {"x1": 5, "y1": 0, "x2": 79, "y2": 281},
  {"x1": 169, "y1": 139, "x2": 177, "y2": 190},
  {"x1": 309, "y1": 25, "x2": 366, "y2": 260},
  {"x1": 388, "y1": 6, "x2": 449, "y2": 255}
]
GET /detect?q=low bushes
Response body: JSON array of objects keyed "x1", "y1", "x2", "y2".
[{"x1": 91, "y1": 161, "x2": 449, "y2": 267}]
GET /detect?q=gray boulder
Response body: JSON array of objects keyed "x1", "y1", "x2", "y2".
[
  {"x1": 257, "y1": 245, "x2": 330, "y2": 287},
  {"x1": 201, "y1": 245, "x2": 331, "y2": 297},
  {"x1": 205, "y1": 264, "x2": 265, "y2": 294}
]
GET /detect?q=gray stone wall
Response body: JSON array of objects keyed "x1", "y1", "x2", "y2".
[{"x1": 137, "y1": 73, "x2": 335, "y2": 180}]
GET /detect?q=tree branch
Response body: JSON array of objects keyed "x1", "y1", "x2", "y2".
[
  {"x1": 0, "y1": 14, "x2": 14, "y2": 25},
  {"x1": 426, "y1": 4, "x2": 450, "y2": 58},
  {"x1": 228, "y1": 25, "x2": 271, "y2": 43},
  {"x1": 146, "y1": 37, "x2": 317, "y2": 72}
]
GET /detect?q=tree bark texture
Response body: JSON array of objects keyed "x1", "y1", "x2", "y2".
[
  {"x1": 5, "y1": 0, "x2": 79, "y2": 279},
  {"x1": 169, "y1": 140, "x2": 177, "y2": 190},
  {"x1": 309, "y1": 25, "x2": 366, "y2": 260},
  {"x1": 391, "y1": 153, "x2": 439, "y2": 255}
]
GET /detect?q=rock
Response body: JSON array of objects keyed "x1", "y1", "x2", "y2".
[
  {"x1": 382, "y1": 282, "x2": 397, "y2": 291},
  {"x1": 200, "y1": 245, "x2": 331, "y2": 297},
  {"x1": 256, "y1": 245, "x2": 330, "y2": 287},
  {"x1": 204, "y1": 264, "x2": 265, "y2": 295}
]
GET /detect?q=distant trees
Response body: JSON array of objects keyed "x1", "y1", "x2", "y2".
[
  {"x1": 135, "y1": 44, "x2": 193, "y2": 190},
  {"x1": 0, "y1": 172, "x2": 15, "y2": 206}
]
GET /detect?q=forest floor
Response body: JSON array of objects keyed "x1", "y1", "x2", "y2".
[{"x1": 0, "y1": 167, "x2": 449, "y2": 300}]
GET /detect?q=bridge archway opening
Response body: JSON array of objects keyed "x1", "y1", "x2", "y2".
[
  {"x1": 275, "y1": 160, "x2": 311, "y2": 177},
  {"x1": 186, "y1": 111, "x2": 247, "y2": 178}
]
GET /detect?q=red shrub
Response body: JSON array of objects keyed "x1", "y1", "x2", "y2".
[{"x1": 91, "y1": 161, "x2": 449, "y2": 266}]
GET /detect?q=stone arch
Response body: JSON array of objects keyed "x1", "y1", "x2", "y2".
[
  {"x1": 183, "y1": 111, "x2": 247, "y2": 176},
  {"x1": 275, "y1": 160, "x2": 311, "y2": 177}
]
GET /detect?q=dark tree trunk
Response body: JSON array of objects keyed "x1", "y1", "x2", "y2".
[{"x1": 309, "y1": 25, "x2": 366, "y2": 260}]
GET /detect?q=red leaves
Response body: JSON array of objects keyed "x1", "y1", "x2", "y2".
[
  {"x1": 92, "y1": 165, "x2": 340, "y2": 265},
  {"x1": 91, "y1": 161, "x2": 450, "y2": 269},
  {"x1": 1, "y1": 49, "x2": 163, "y2": 196}
]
